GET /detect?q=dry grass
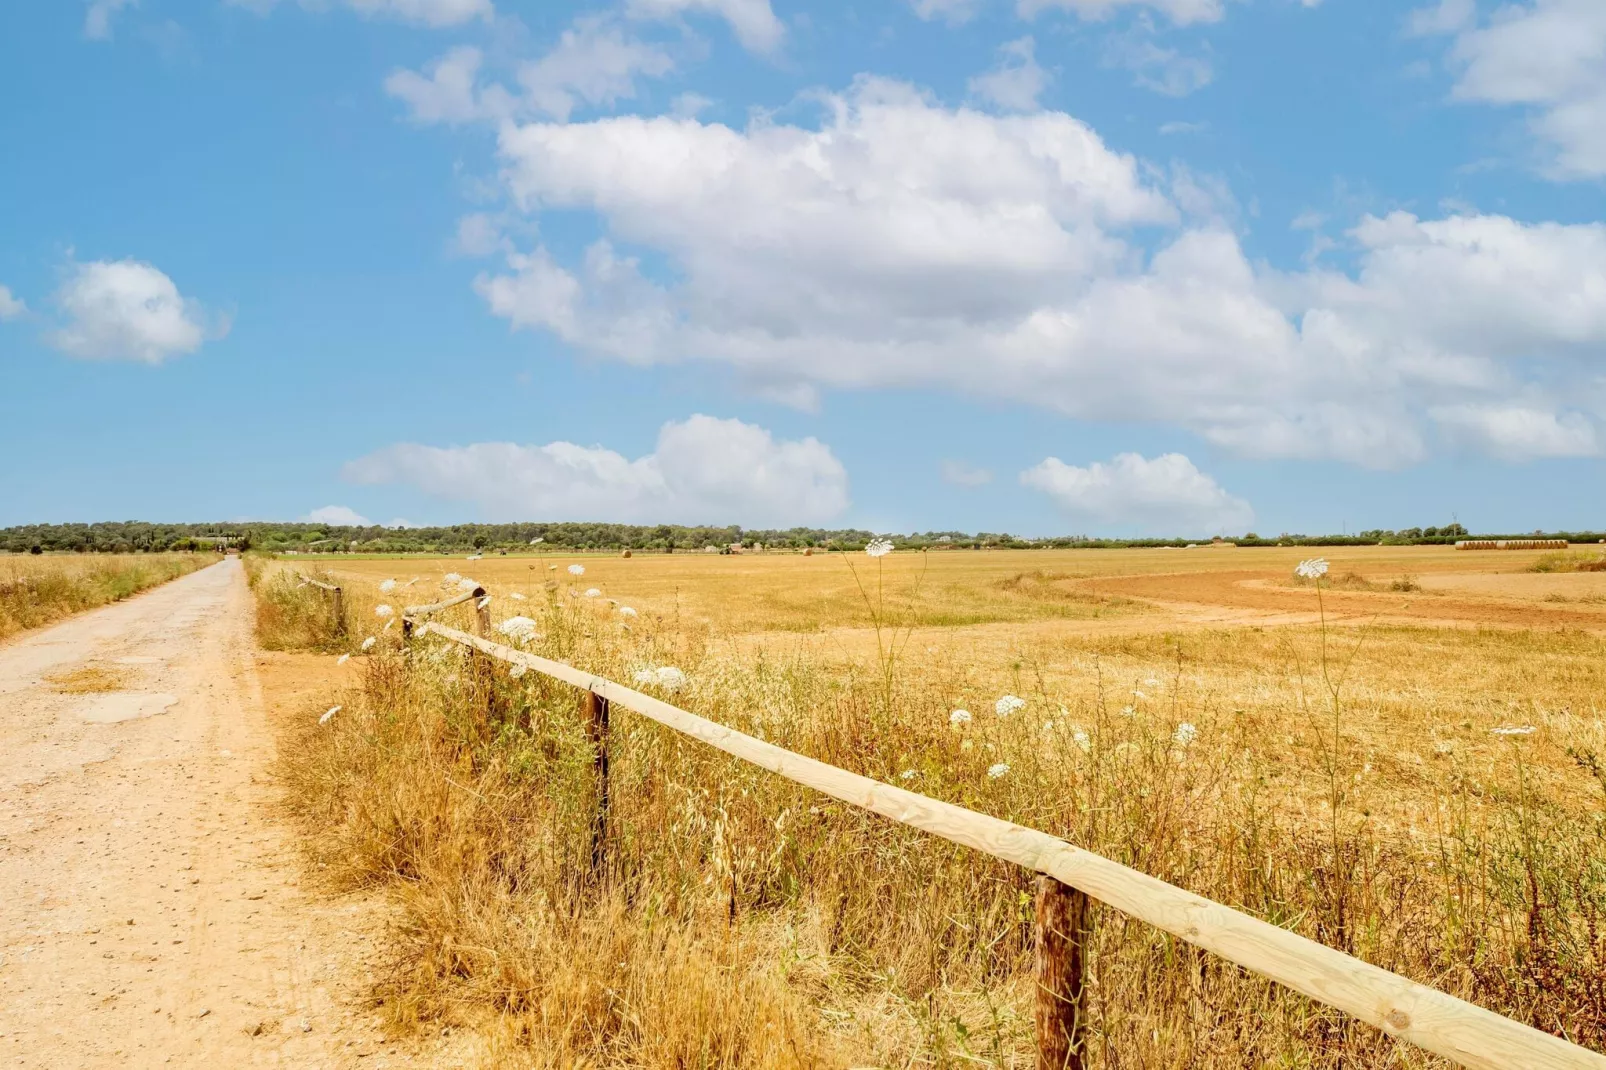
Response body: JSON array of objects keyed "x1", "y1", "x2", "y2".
[
  {"x1": 45, "y1": 665, "x2": 131, "y2": 693},
  {"x1": 0, "y1": 552, "x2": 208, "y2": 642},
  {"x1": 1531, "y1": 550, "x2": 1606, "y2": 573},
  {"x1": 259, "y1": 550, "x2": 1606, "y2": 1067}
]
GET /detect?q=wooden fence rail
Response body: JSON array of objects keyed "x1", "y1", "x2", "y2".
[
  {"x1": 401, "y1": 617, "x2": 1606, "y2": 1070},
  {"x1": 298, "y1": 573, "x2": 345, "y2": 635}
]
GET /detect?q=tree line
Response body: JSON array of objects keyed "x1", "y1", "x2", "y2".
[{"x1": 3, "y1": 519, "x2": 1602, "y2": 555}]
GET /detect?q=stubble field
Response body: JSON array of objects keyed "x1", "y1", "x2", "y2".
[{"x1": 256, "y1": 545, "x2": 1606, "y2": 1067}]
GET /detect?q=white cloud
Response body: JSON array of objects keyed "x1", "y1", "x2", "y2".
[
  {"x1": 910, "y1": 0, "x2": 982, "y2": 23},
  {"x1": 519, "y1": 16, "x2": 675, "y2": 121},
  {"x1": 387, "y1": 18, "x2": 674, "y2": 126},
  {"x1": 228, "y1": 0, "x2": 490, "y2": 27},
  {"x1": 453, "y1": 213, "x2": 506, "y2": 257},
  {"x1": 1416, "y1": 0, "x2": 1606, "y2": 178},
  {"x1": 1104, "y1": 33, "x2": 1214, "y2": 97},
  {"x1": 385, "y1": 46, "x2": 496, "y2": 125},
  {"x1": 303, "y1": 505, "x2": 373, "y2": 527},
  {"x1": 475, "y1": 79, "x2": 1606, "y2": 468},
  {"x1": 343, "y1": 415, "x2": 850, "y2": 525},
  {"x1": 626, "y1": 0, "x2": 784, "y2": 53},
  {"x1": 1019, "y1": 0, "x2": 1225, "y2": 26},
  {"x1": 940, "y1": 460, "x2": 994, "y2": 487},
  {"x1": 1021, "y1": 452, "x2": 1253, "y2": 533},
  {"x1": 50, "y1": 259, "x2": 222, "y2": 364},
  {"x1": 0, "y1": 285, "x2": 26, "y2": 320},
  {"x1": 969, "y1": 37, "x2": 1050, "y2": 111},
  {"x1": 85, "y1": 0, "x2": 136, "y2": 40},
  {"x1": 1158, "y1": 119, "x2": 1208, "y2": 135},
  {"x1": 387, "y1": 517, "x2": 420, "y2": 528},
  {"x1": 1429, "y1": 404, "x2": 1600, "y2": 459}
]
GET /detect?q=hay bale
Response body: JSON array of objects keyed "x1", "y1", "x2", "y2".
[{"x1": 621, "y1": 549, "x2": 632, "y2": 558}]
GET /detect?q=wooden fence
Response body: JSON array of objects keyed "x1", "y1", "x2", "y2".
[
  {"x1": 399, "y1": 603, "x2": 1606, "y2": 1070},
  {"x1": 299, "y1": 574, "x2": 346, "y2": 635}
]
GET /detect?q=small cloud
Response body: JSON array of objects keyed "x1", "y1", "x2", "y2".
[
  {"x1": 1405, "y1": 0, "x2": 1474, "y2": 37},
  {"x1": 453, "y1": 213, "x2": 505, "y2": 258},
  {"x1": 626, "y1": 0, "x2": 785, "y2": 54},
  {"x1": 969, "y1": 36, "x2": 1049, "y2": 112},
  {"x1": 1430, "y1": 405, "x2": 1600, "y2": 460},
  {"x1": 1021, "y1": 452, "x2": 1253, "y2": 533},
  {"x1": 1158, "y1": 120, "x2": 1208, "y2": 135},
  {"x1": 670, "y1": 91, "x2": 714, "y2": 119},
  {"x1": 50, "y1": 258, "x2": 224, "y2": 364},
  {"x1": 0, "y1": 285, "x2": 26, "y2": 320},
  {"x1": 302, "y1": 505, "x2": 372, "y2": 527},
  {"x1": 387, "y1": 517, "x2": 420, "y2": 529},
  {"x1": 1105, "y1": 28, "x2": 1213, "y2": 98},
  {"x1": 85, "y1": 0, "x2": 136, "y2": 40},
  {"x1": 908, "y1": 0, "x2": 979, "y2": 24},
  {"x1": 1290, "y1": 210, "x2": 1325, "y2": 231},
  {"x1": 940, "y1": 459, "x2": 993, "y2": 487}
]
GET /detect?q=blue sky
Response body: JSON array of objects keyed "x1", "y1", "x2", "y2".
[{"x1": 2, "y1": 0, "x2": 1603, "y2": 537}]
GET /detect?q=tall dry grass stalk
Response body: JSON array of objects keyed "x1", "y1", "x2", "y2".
[
  {"x1": 0, "y1": 552, "x2": 208, "y2": 641},
  {"x1": 265, "y1": 560, "x2": 1606, "y2": 1067}
]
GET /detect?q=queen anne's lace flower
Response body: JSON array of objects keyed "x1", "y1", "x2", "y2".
[
  {"x1": 336, "y1": 654, "x2": 350, "y2": 666},
  {"x1": 568, "y1": 564, "x2": 585, "y2": 576},
  {"x1": 360, "y1": 636, "x2": 376, "y2": 652},
  {"x1": 619, "y1": 606, "x2": 638, "y2": 617},
  {"x1": 375, "y1": 604, "x2": 394, "y2": 617},
  {"x1": 379, "y1": 579, "x2": 397, "y2": 593},
  {"x1": 949, "y1": 708, "x2": 973, "y2": 727},
  {"x1": 865, "y1": 537, "x2": 894, "y2": 558},
  {"x1": 1173, "y1": 722, "x2": 1197, "y2": 747},
  {"x1": 444, "y1": 572, "x2": 462, "y2": 584},
  {"x1": 987, "y1": 763, "x2": 1009, "y2": 779},
  {"x1": 1295, "y1": 558, "x2": 1329, "y2": 580},
  {"x1": 509, "y1": 663, "x2": 528, "y2": 679},
  {"x1": 497, "y1": 616, "x2": 539, "y2": 643},
  {"x1": 584, "y1": 588, "x2": 601, "y2": 598},
  {"x1": 995, "y1": 695, "x2": 1025, "y2": 716}
]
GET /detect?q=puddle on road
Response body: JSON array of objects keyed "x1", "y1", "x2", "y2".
[{"x1": 79, "y1": 692, "x2": 179, "y2": 724}]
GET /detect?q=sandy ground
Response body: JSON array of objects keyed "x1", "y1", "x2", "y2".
[{"x1": 0, "y1": 560, "x2": 444, "y2": 1068}]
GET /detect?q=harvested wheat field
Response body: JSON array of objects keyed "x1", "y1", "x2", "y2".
[{"x1": 244, "y1": 545, "x2": 1606, "y2": 1069}]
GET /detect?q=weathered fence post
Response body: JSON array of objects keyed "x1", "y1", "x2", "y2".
[
  {"x1": 473, "y1": 586, "x2": 491, "y2": 637},
  {"x1": 584, "y1": 689, "x2": 611, "y2": 877},
  {"x1": 1036, "y1": 874, "x2": 1091, "y2": 1070},
  {"x1": 331, "y1": 585, "x2": 345, "y2": 635}
]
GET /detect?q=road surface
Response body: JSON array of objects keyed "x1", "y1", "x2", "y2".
[{"x1": 0, "y1": 560, "x2": 424, "y2": 1067}]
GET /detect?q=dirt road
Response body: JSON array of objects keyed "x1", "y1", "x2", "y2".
[{"x1": 0, "y1": 560, "x2": 427, "y2": 1068}]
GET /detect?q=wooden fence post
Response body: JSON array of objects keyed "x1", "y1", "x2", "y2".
[
  {"x1": 473, "y1": 586, "x2": 491, "y2": 637},
  {"x1": 584, "y1": 689, "x2": 611, "y2": 877},
  {"x1": 1036, "y1": 874, "x2": 1091, "y2": 1070},
  {"x1": 331, "y1": 585, "x2": 345, "y2": 636}
]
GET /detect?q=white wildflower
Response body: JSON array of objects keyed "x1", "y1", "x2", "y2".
[
  {"x1": 987, "y1": 763, "x2": 1009, "y2": 779},
  {"x1": 548, "y1": 564, "x2": 558, "y2": 571},
  {"x1": 995, "y1": 695, "x2": 1025, "y2": 717},
  {"x1": 584, "y1": 587, "x2": 601, "y2": 598},
  {"x1": 1173, "y1": 722, "x2": 1198, "y2": 747},
  {"x1": 949, "y1": 709, "x2": 973, "y2": 727},
  {"x1": 654, "y1": 666, "x2": 687, "y2": 692},
  {"x1": 899, "y1": 769, "x2": 919, "y2": 781},
  {"x1": 1491, "y1": 725, "x2": 1538, "y2": 736},
  {"x1": 336, "y1": 654, "x2": 350, "y2": 666},
  {"x1": 619, "y1": 606, "x2": 638, "y2": 617},
  {"x1": 1120, "y1": 705, "x2": 1136, "y2": 717},
  {"x1": 1132, "y1": 689, "x2": 1146, "y2": 701},
  {"x1": 498, "y1": 616, "x2": 539, "y2": 643},
  {"x1": 467, "y1": 553, "x2": 482, "y2": 560},
  {"x1": 1071, "y1": 727, "x2": 1091, "y2": 752},
  {"x1": 530, "y1": 537, "x2": 544, "y2": 545},
  {"x1": 960, "y1": 739, "x2": 974, "y2": 752},
  {"x1": 319, "y1": 705, "x2": 341, "y2": 725},
  {"x1": 360, "y1": 636, "x2": 376, "y2": 652},
  {"x1": 444, "y1": 572, "x2": 462, "y2": 583},
  {"x1": 633, "y1": 669, "x2": 656, "y2": 686},
  {"x1": 510, "y1": 592, "x2": 527, "y2": 601},
  {"x1": 510, "y1": 663, "x2": 528, "y2": 680},
  {"x1": 375, "y1": 604, "x2": 394, "y2": 618},
  {"x1": 865, "y1": 537, "x2": 894, "y2": 558},
  {"x1": 458, "y1": 578, "x2": 478, "y2": 591},
  {"x1": 568, "y1": 564, "x2": 585, "y2": 576},
  {"x1": 1295, "y1": 557, "x2": 1329, "y2": 580},
  {"x1": 379, "y1": 579, "x2": 397, "y2": 593},
  {"x1": 1143, "y1": 678, "x2": 1161, "y2": 687}
]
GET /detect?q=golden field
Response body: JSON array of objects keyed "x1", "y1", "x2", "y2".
[
  {"x1": 0, "y1": 552, "x2": 209, "y2": 642},
  {"x1": 255, "y1": 545, "x2": 1606, "y2": 1067}
]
